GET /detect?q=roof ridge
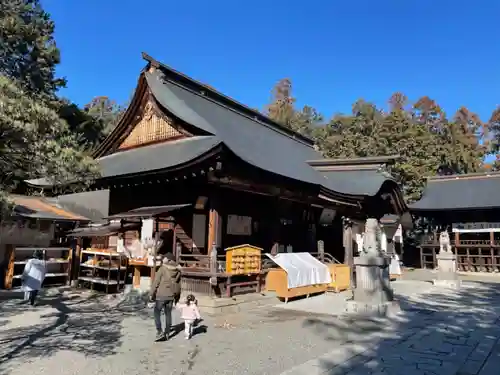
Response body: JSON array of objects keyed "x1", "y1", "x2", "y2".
[
  {"x1": 308, "y1": 155, "x2": 400, "y2": 167},
  {"x1": 142, "y1": 52, "x2": 315, "y2": 147},
  {"x1": 154, "y1": 72, "x2": 316, "y2": 150},
  {"x1": 429, "y1": 171, "x2": 500, "y2": 182}
]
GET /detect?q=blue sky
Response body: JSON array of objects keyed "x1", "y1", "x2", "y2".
[{"x1": 43, "y1": 0, "x2": 499, "y2": 123}]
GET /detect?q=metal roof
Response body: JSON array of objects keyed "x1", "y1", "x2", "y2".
[
  {"x1": 321, "y1": 169, "x2": 395, "y2": 196},
  {"x1": 25, "y1": 136, "x2": 221, "y2": 186},
  {"x1": 146, "y1": 70, "x2": 398, "y2": 198},
  {"x1": 67, "y1": 222, "x2": 140, "y2": 237},
  {"x1": 146, "y1": 71, "x2": 326, "y2": 187},
  {"x1": 105, "y1": 204, "x2": 191, "y2": 220},
  {"x1": 98, "y1": 136, "x2": 221, "y2": 179},
  {"x1": 11, "y1": 195, "x2": 90, "y2": 222},
  {"x1": 410, "y1": 173, "x2": 500, "y2": 211}
]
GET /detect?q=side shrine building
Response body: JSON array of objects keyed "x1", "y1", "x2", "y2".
[
  {"x1": 411, "y1": 172, "x2": 500, "y2": 273},
  {"x1": 26, "y1": 53, "x2": 407, "y2": 295}
]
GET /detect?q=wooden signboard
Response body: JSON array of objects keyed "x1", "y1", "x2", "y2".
[{"x1": 225, "y1": 244, "x2": 262, "y2": 275}]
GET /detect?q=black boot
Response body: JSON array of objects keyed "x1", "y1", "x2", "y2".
[{"x1": 155, "y1": 331, "x2": 165, "y2": 342}]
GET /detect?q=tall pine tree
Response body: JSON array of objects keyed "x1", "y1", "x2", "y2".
[
  {"x1": 266, "y1": 78, "x2": 323, "y2": 138},
  {"x1": 0, "y1": 0, "x2": 65, "y2": 102}
]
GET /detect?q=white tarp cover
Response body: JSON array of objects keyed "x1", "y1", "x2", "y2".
[{"x1": 265, "y1": 252, "x2": 332, "y2": 289}]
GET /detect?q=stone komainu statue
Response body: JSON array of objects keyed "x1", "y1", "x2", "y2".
[{"x1": 439, "y1": 231, "x2": 452, "y2": 254}]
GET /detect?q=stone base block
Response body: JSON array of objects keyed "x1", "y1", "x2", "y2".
[
  {"x1": 344, "y1": 299, "x2": 401, "y2": 317},
  {"x1": 432, "y1": 278, "x2": 462, "y2": 289}
]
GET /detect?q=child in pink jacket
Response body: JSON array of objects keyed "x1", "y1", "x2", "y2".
[{"x1": 176, "y1": 294, "x2": 201, "y2": 339}]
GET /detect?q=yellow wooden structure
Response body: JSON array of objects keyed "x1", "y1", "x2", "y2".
[
  {"x1": 225, "y1": 244, "x2": 262, "y2": 275},
  {"x1": 327, "y1": 264, "x2": 351, "y2": 292},
  {"x1": 265, "y1": 268, "x2": 328, "y2": 303}
]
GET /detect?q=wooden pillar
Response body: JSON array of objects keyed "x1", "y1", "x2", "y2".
[
  {"x1": 207, "y1": 189, "x2": 223, "y2": 253},
  {"x1": 490, "y1": 231, "x2": 496, "y2": 272},
  {"x1": 68, "y1": 238, "x2": 81, "y2": 285},
  {"x1": 207, "y1": 200, "x2": 222, "y2": 253},
  {"x1": 342, "y1": 218, "x2": 354, "y2": 289},
  {"x1": 151, "y1": 219, "x2": 160, "y2": 282},
  {"x1": 207, "y1": 194, "x2": 223, "y2": 293},
  {"x1": 173, "y1": 225, "x2": 180, "y2": 263},
  {"x1": 3, "y1": 245, "x2": 14, "y2": 290},
  {"x1": 454, "y1": 231, "x2": 461, "y2": 271}
]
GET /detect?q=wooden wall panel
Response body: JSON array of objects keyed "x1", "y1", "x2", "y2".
[{"x1": 118, "y1": 100, "x2": 184, "y2": 150}]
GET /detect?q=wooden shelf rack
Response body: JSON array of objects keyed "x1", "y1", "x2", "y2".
[{"x1": 77, "y1": 249, "x2": 128, "y2": 293}]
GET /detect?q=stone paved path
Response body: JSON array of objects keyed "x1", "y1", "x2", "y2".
[{"x1": 280, "y1": 281, "x2": 500, "y2": 375}]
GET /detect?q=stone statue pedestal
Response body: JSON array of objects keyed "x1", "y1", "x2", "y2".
[
  {"x1": 345, "y1": 255, "x2": 401, "y2": 317},
  {"x1": 433, "y1": 252, "x2": 461, "y2": 289}
]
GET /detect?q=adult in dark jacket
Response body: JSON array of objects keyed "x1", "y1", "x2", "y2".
[{"x1": 150, "y1": 252, "x2": 181, "y2": 341}]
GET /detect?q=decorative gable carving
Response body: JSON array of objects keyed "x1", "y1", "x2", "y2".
[{"x1": 118, "y1": 99, "x2": 185, "y2": 150}]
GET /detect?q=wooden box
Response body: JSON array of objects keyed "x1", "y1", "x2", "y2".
[
  {"x1": 327, "y1": 264, "x2": 351, "y2": 292},
  {"x1": 225, "y1": 244, "x2": 262, "y2": 275},
  {"x1": 265, "y1": 268, "x2": 327, "y2": 303}
]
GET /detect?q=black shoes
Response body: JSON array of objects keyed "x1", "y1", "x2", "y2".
[{"x1": 155, "y1": 332, "x2": 166, "y2": 342}]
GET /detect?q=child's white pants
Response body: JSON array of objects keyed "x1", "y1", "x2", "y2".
[{"x1": 184, "y1": 319, "x2": 195, "y2": 337}]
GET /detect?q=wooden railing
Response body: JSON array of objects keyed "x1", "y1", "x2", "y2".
[
  {"x1": 420, "y1": 240, "x2": 500, "y2": 272},
  {"x1": 178, "y1": 253, "x2": 225, "y2": 272},
  {"x1": 179, "y1": 250, "x2": 343, "y2": 273},
  {"x1": 178, "y1": 248, "x2": 344, "y2": 297}
]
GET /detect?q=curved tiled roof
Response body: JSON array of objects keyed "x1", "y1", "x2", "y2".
[
  {"x1": 26, "y1": 53, "x2": 405, "y2": 210},
  {"x1": 410, "y1": 173, "x2": 500, "y2": 211}
]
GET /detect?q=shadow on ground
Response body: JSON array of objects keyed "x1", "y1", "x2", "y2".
[
  {"x1": 0, "y1": 289, "x2": 152, "y2": 375},
  {"x1": 299, "y1": 280, "x2": 500, "y2": 374}
]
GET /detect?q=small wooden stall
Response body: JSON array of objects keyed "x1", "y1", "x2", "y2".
[
  {"x1": 104, "y1": 204, "x2": 192, "y2": 290},
  {"x1": 1, "y1": 195, "x2": 90, "y2": 290},
  {"x1": 67, "y1": 222, "x2": 140, "y2": 292},
  {"x1": 79, "y1": 248, "x2": 128, "y2": 293},
  {"x1": 411, "y1": 173, "x2": 500, "y2": 273}
]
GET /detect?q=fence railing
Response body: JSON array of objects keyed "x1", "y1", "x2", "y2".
[{"x1": 420, "y1": 242, "x2": 500, "y2": 272}]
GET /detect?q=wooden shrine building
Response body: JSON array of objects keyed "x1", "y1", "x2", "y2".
[
  {"x1": 26, "y1": 53, "x2": 407, "y2": 294},
  {"x1": 410, "y1": 172, "x2": 500, "y2": 272},
  {"x1": 1, "y1": 195, "x2": 90, "y2": 289}
]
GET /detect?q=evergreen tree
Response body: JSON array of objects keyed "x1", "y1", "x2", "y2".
[
  {"x1": 488, "y1": 107, "x2": 500, "y2": 170},
  {"x1": 316, "y1": 93, "x2": 487, "y2": 202},
  {"x1": 0, "y1": 76, "x2": 98, "y2": 203},
  {"x1": 266, "y1": 78, "x2": 296, "y2": 128},
  {"x1": 266, "y1": 78, "x2": 323, "y2": 137},
  {"x1": 84, "y1": 96, "x2": 125, "y2": 138},
  {"x1": 0, "y1": 0, "x2": 65, "y2": 102}
]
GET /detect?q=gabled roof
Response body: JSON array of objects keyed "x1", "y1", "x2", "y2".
[
  {"x1": 144, "y1": 68, "x2": 326, "y2": 189},
  {"x1": 26, "y1": 53, "x2": 406, "y2": 211},
  {"x1": 410, "y1": 172, "x2": 500, "y2": 211}
]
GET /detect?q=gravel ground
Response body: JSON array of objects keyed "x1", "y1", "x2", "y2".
[
  {"x1": 0, "y1": 292, "x2": 356, "y2": 375},
  {"x1": 1, "y1": 278, "x2": 499, "y2": 375}
]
